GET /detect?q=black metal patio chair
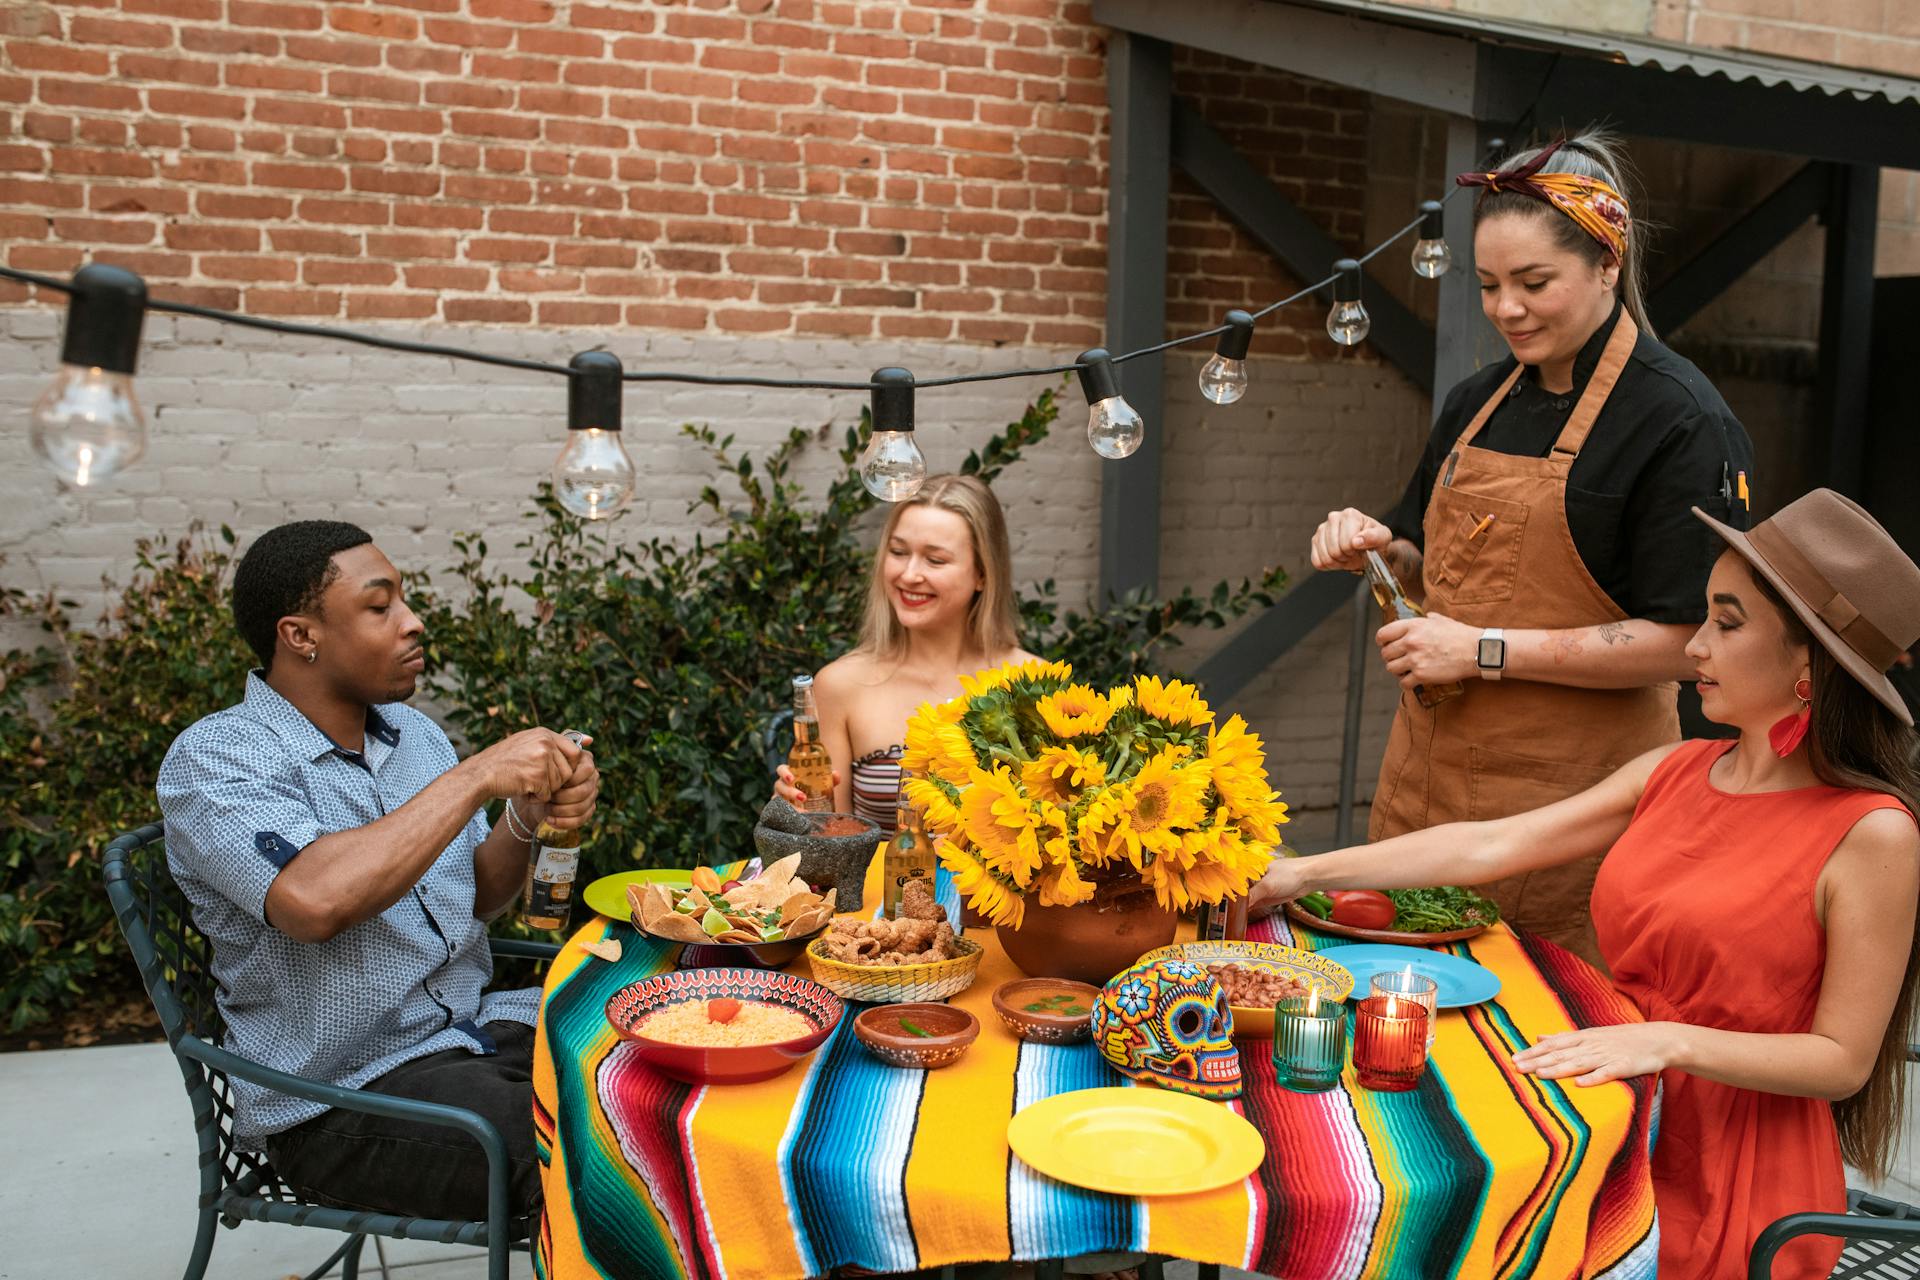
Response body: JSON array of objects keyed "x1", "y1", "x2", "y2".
[{"x1": 103, "y1": 822, "x2": 559, "y2": 1280}]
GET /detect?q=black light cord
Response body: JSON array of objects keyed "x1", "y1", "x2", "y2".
[{"x1": 0, "y1": 186, "x2": 1457, "y2": 392}]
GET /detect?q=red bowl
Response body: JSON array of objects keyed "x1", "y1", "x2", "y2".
[{"x1": 604, "y1": 968, "x2": 844, "y2": 1085}]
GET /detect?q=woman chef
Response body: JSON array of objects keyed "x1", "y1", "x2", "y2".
[{"x1": 1310, "y1": 132, "x2": 1757, "y2": 966}]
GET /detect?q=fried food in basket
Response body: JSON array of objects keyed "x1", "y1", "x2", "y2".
[
  {"x1": 821, "y1": 885, "x2": 960, "y2": 967},
  {"x1": 626, "y1": 854, "x2": 836, "y2": 945}
]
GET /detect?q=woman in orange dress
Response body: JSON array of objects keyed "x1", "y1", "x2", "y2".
[{"x1": 1253, "y1": 488, "x2": 1920, "y2": 1278}]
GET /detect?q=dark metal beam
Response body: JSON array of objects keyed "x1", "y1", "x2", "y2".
[
  {"x1": 1815, "y1": 164, "x2": 1879, "y2": 500},
  {"x1": 1100, "y1": 30, "x2": 1172, "y2": 604},
  {"x1": 1648, "y1": 163, "x2": 1829, "y2": 336},
  {"x1": 1170, "y1": 100, "x2": 1436, "y2": 395},
  {"x1": 1092, "y1": 0, "x2": 1480, "y2": 116},
  {"x1": 1431, "y1": 115, "x2": 1508, "y2": 417},
  {"x1": 1192, "y1": 570, "x2": 1355, "y2": 702},
  {"x1": 1480, "y1": 49, "x2": 1920, "y2": 172}
]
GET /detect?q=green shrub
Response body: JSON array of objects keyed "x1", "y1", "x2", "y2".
[{"x1": 0, "y1": 394, "x2": 1282, "y2": 1034}]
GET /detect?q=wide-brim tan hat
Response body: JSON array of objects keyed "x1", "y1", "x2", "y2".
[{"x1": 1693, "y1": 489, "x2": 1920, "y2": 726}]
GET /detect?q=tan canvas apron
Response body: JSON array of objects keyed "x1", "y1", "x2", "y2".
[{"x1": 1368, "y1": 312, "x2": 1679, "y2": 968}]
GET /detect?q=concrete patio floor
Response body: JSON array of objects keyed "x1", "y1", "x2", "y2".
[{"x1": 7, "y1": 1039, "x2": 1916, "y2": 1280}]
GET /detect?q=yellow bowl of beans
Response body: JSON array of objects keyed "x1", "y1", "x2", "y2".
[{"x1": 1136, "y1": 941, "x2": 1355, "y2": 1039}]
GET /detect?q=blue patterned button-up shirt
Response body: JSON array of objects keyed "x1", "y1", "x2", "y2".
[{"x1": 156, "y1": 672, "x2": 539, "y2": 1141}]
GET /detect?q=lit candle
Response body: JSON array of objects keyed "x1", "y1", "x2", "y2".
[
  {"x1": 1372, "y1": 966, "x2": 1439, "y2": 1050},
  {"x1": 1273, "y1": 987, "x2": 1347, "y2": 1094},
  {"x1": 1353, "y1": 993, "x2": 1429, "y2": 1092}
]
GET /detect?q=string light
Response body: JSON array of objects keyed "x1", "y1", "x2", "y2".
[
  {"x1": 1325, "y1": 258, "x2": 1370, "y2": 346},
  {"x1": 31, "y1": 263, "x2": 147, "y2": 488},
  {"x1": 553, "y1": 350, "x2": 635, "y2": 519},
  {"x1": 6, "y1": 193, "x2": 1465, "y2": 491},
  {"x1": 858, "y1": 366, "x2": 926, "y2": 501},
  {"x1": 1410, "y1": 200, "x2": 1451, "y2": 278},
  {"x1": 1075, "y1": 348, "x2": 1144, "y2": 459},
  {"x1": 1198, "y1": 309, "x2": 1254, "y2": 405}
]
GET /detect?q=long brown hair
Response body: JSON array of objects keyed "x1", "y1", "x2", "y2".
[
  {"x1": 1473, "y1": 129, "x2": 1656, "y2": 340},
  {"x1": 855, "y1": 473, "x2": 1020, "y2": 663},
  {"x1": 1752, "y1": 570, "x2": 1920, "y2": 1180}
]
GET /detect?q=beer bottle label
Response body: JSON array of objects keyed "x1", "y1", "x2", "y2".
[{"x1": 531, "y1": 843, "x2": 578, "y2": 885}]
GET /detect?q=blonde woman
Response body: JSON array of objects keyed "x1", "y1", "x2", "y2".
[{"x1": 774, "y1": 474, "x2": 1039, "y2": 824}]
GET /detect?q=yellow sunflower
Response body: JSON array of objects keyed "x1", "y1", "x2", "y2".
[
  {"x1": 1034, "y1": 845, "x2": 1096, "y2": 907},
  {"x1": 1035, "y1": 684, "x2": 1114, "y2": 739},
  {"x1": 903, "y1": 776, "x2": 962, "y2": 834},
  {"x1": 1077, "y1": 747, "x2": 1212, "y2": 869},
  {"x1": 957, "y1": 763, "x2": 1046, "y2": 888},
  {"x1": 1132, "y1": 675, "x2": 1214, "y2": 727},
  {"x1": 1021, "y1": 744, "x2": 1108, "y2": 807},
  {"x1": 958, "y1": 657, "x2": 1072, "y2": 699},
  {"x1": 939, "y1": 839, "x2": 1025, "y2": 929}
]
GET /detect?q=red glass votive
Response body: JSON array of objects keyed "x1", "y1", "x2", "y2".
[{"x1": 1352, "y1": 994, "x2": 1429, "y2": 1092}]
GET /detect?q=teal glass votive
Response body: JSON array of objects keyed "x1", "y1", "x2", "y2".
[{"x1": 1273, "y1": 992, "x2": 1347, "y2": 1093}]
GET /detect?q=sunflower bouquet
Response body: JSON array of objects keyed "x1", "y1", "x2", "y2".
[{"x1": 900, "y1": 659, "x2": 1288, "y2": 930}]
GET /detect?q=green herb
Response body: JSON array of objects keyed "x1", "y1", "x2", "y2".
[
  {"x1": 1382, "y1": 886, "x2": 1500, "y2": 932},
  {"x1": 899, "y1": 1019, "x2": 932, "y2": 1038},
  {"x1": 1298, "y1": 892, "x2": 1334, "y2": 919},
  {"x1": 1024, "y1": 1002, "x2": 1049, "y2": 1012},
  {"x1": 1062, "y1": 1004, "x2": 1087, "y2": 1015}
]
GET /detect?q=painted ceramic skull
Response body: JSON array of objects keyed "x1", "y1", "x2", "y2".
[{"x1": 1091, "y1": 957, "x2": 1240, "y2": 1098}]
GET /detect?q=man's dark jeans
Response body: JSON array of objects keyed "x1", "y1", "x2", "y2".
[{"x1": 265, "y1": 1020, "x2": 542, "y2": 1222}]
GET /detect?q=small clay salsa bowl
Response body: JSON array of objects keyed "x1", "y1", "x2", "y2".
[
  {"x1": 853, "y1": 1003, "x2": 980, "y2": 1069},
  {"x1": 991, "y1": 978, "x2": 1100, "y2": 1044}
]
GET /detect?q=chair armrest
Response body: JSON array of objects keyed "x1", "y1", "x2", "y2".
[
  {"x1": 1749, "y1": 1208, "x2": 1920, "y2": 1279},
  {"x1": 493, "y1": 937, "x2": 563, "y2": 962},
  {"x1": 176, "y1": 1034, "x2": 512, "y2": 1245}
]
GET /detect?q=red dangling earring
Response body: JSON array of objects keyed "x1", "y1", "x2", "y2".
[{"x1": 1769, "y1": 677, "x2": 1813, "y2": 758}]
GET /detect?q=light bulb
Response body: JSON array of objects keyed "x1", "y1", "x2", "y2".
[
  {"x1": 1076, "y1": 348, "x2": 1144, "y2": 459},
  {"x1": 1198, "y1": 309, "x2": 1254, "y2": 404},
  {"x1": 32, "y1": 364, "x2": 145, "y2": 487},
  {"x1": 1411, "y1": 200, "x2": 1450, "y2": 278},
  {"x1": 860, "y1": 365, "x2": 926, "y2": 501},
  {"x1": 35, "y1": 262, "x2": 148, "y2": 487},
  {"x1": 859, "y1": 430, "x2": 927, "y2": 500},
  {"x1": 554, "y1": 349, "x2": 632, "y2": 519},
  {"x1": 552, "y1": 427, "x2": 635, "y2": 519},
  {"x1": 1326, "y1": 258, "x2": 1370, "y2": 346},
  {"x1": 1198, "y1": 355, "x2": 1247, "y2": 404}
]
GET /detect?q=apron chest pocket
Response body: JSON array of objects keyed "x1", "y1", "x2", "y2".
[{"x1": 1430, "y1": 490, "x2": 1529, "y2": 606}]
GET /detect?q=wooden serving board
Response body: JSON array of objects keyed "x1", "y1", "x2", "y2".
[{"x1": 1284, "y1": 901, "x2": 1489, "y2": 946}]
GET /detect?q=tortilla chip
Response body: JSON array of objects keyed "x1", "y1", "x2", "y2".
[
  {"x1": 580, "y1": 938, "x2": 622, "y2": 963},
  {"x1": 715, "y1": 929, "x2": 760, "y2": 944},
  {"x1": 787, "y1": 904, "x2": 831, "y2": 936},
  {"x1": 691, "y1": 866, "x2": 723, "y2": 894},
  {"x1": 680, "y1": 887, "x2": 710, "y2": 915},
  {"x1": 759, "y1": 853, "x2": 803, "y2": 890},
  {"x1": 779, "y1": 892, "x2": 823, "y2": 925},
  {"x1": 647, "y1": 913, "x2": 708, "y2": 943}
]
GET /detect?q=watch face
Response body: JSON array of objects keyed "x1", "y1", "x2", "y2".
[{"x1": 1478, "y1": 637, "x2": 1503, "y2": 668}]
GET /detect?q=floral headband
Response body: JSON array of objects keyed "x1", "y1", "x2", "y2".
[{"x1": 1456, "y1": 141, "x2": 1631, "y2": 263}]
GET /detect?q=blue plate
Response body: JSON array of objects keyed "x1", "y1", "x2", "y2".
[{"x1": 1319, "y1": 944, "x2": 1501, "y2": 1008}]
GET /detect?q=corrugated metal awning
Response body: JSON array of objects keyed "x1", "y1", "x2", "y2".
[{"x1": 1279, "y1": 0, "x2": 1920, "y2": 106}]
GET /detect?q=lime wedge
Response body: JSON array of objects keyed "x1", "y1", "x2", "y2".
[{"x1": 700, "y1": 907, "x2": 730, "y2": 937}]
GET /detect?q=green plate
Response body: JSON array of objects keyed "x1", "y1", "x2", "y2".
[{"x1": 581, "y1": 869, "x2": 694, "y2": 921}]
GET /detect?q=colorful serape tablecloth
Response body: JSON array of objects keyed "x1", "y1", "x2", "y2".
[{"x1": 532, "y1": 861, "x2": 1657, "y2": 1280}]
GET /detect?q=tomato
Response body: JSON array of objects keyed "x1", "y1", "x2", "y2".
[
  {"x1": 706, "y1": 997, "x2": 742, "y2": 1024},
  {"x1": 1328, "y1": 890, "x2": 1396, "y2": 930}
]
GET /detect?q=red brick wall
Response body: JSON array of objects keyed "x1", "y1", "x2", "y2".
[{"x1": 1, "y1": 0, "x2": 1371, "y2": 356}]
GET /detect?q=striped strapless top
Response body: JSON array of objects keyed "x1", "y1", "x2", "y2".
[{"x1": 851, "y1": 744, "x2": 903, "y2": 830}]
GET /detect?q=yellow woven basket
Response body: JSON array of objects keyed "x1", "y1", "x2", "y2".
[{"x1": 805, "y1": 934, "x2": 984, "y2": 1004}]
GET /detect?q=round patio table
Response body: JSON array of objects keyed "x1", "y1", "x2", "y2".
[{"x1": 531, "y1": 863, "x2": 1657, "y2": 1280}]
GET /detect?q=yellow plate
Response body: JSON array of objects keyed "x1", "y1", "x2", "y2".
[
  {"x1": 1007, "y1": 1087, "x2": 1265, "y2": 1197},
  {"x1": 580, "y1": 869, "x2": 693, "y2": 921},
  {"x1": 1136, "y1": 940, "x2": 1354, "y2": 1038}
]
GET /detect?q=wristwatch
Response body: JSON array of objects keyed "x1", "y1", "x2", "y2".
[{"x1": 1476, "y1": 627, "x2": 1506, "y2": 680}]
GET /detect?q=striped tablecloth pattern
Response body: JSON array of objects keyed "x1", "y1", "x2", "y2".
[{"x1": 533, "y1": 873, "x2": 1656, "y2": 1280}]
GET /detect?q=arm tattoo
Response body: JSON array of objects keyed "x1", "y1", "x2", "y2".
[
  {"x1": 1597, "y1": 622, "x2": 1635, "y2": 646},
  {"x1": 1545, "y1": 630, "x2": 1584, "y2": 664}
]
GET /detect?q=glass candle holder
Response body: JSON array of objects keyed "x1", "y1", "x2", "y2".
[
  {"x1": 1272, "y1": 992, "x2": 1347, "y2": 1093},
  {"x1": 1370, "y1": 969, "x2": 1439, "y2": 1049},
  {"x1": 1353, "y1": 994, "x2": 1429, "y2": 1092}
]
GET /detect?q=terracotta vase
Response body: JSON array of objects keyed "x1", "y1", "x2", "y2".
[{"x1": 996, "y1": 895, "x2": 1181, "y2": 987}]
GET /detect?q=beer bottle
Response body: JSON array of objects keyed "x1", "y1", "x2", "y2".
[
  {"x1": 884, "y1": 769, "x2": 937, "y2": 919},
  {"x1": 522, "y1": 729, "x2": 590, "y2": 931},
  {"x1": 1364, "y1": 550, "x2": 1464, "y2": 709},
  {"x1": 1195, "y1": 897, "x2": 1250, "y2": 942},
  {"x1": 787, "y1": 674, "x2": 835, "y2": 814}
]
